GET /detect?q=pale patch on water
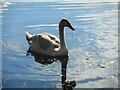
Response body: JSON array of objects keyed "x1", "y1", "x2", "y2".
[
  {"x1": 67, "y1": 48, "x2": 118, "y2": 88},
  {"x1": 76, "y1": 16, "x2": 97, "y2": 21},
  {"x1": 0, "y1": 2, "x2": 12, "y2": 8},
  {"x1": 56, "y1": 7, "x2": 82, "y2": 10},
  {"x1": 2, "y1": 41, "x2": 26, "y2": 54},
  {"x1": 27, "y1": 24, "x2": 58, "y2": 28},
  {"x1": 0, "y1": 2, "x2": 12, "y2": 11}
]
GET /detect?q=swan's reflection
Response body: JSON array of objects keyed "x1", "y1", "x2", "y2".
[{"x1": 27, "y1": 49, "x2": 76, "y2": 89}]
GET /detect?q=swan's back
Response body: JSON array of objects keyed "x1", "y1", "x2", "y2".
[
  {"x1": 32, "y1": 33, "x2": 60, "y2": 49},
  {"x1": 26, "y1": 32, "x2": 60, "y2": 55}
]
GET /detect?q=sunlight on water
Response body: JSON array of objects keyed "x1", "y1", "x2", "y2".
[
  {"x1": 2, "y1": 2, "x2": 118, "y2": 88},
  {"x1": 27, "y1": 24, "x2": 58, "y2": 28}
]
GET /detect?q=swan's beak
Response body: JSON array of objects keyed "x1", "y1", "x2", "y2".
[
  {"x1": 67, "y1": 22, "x2": 75, "y2": 31},
  {"x1": 68, "y1": 24, "x2": 75, "y2": 31}
]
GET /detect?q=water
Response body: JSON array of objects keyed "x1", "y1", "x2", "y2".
[{"x1": 1, "y1": 2, "x2": 118, "y2": 88}]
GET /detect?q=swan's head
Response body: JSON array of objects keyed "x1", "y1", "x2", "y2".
[{"x1": 59, "y1": 19, "x2": 75, "y2": 31}]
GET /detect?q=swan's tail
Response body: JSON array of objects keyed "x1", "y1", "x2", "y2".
[{"x1": 25, "y1": 32, "x2": 32, "y2": 44}]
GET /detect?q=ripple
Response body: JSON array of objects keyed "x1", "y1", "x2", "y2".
[
  {"x1": 27, "y1": 24, "x2": 57, "y2": 28},
  {"x1": 56, "y1": 7, "x2": 81, "y2": 10},
  {"x1": 77, "y1": 76, "x2": 105, "y2": 84},
  {"x1": 2, "y1": 41, "x2": 25, "y2": 53}
]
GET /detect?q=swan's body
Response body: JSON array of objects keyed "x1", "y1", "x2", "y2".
[{"x1": 26, "y1": 19, "x2": 75, "y2": 56}]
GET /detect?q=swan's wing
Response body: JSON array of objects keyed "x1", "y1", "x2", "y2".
[
  {"x1": 44, "y1": 33, "x2": 60, "y2": 44},
  {"x1": 31, "y1": 33, "x2": 60, "y2": 50},
  {"x1": 45, "y1": 33, "x2": 60, "y2": 49}
]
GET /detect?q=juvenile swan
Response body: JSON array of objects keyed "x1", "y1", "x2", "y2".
[{"x1": 26, "y1": 19, "x2": 75, "y2": 56}]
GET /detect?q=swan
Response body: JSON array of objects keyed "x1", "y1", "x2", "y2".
[{"x1": 25, "y1": 19, "x2": 75, "y2": 56}]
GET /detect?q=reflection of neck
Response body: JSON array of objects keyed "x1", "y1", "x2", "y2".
[
  {"x1": 59, "y1": 25, "x2": 66, "y2": 48},
  {"x1": 61, "y1": 56, "x2": 68, "y2": 85}
]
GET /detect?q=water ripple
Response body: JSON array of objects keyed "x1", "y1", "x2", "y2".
[{"x1": 27, "y1": 24, "x2": 57, "y2": 28}]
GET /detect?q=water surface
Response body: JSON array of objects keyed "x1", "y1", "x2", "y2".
[{"x1": 2, "y1": 2, "x2": 118, "y2": 88}]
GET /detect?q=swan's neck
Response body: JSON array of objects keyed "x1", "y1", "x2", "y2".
[{"x1": 59, "y1": 26, "x2": 66, "y2": 48}]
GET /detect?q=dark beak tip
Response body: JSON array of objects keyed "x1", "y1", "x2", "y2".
[
  {"x1": 68, "y1": 24, "x2": 75, "y2": 31},
  {"x1": 73, "y1": 28, "x2": 75, "y2": 30},
  {"x1": 71, "y1": 28, "x2": 75, "y2": 31}
]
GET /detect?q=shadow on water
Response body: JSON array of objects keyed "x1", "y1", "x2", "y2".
[
  {"x1": 27, "y1": 48, "x2": 76, "y2": 90},
  {"x1": 77, "y1": 76, "x2": 105, "y2": 84}
]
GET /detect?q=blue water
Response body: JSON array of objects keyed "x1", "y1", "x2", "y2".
[{"x1": 1, "y1": 2, "x2": 118, "y2": 88}]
